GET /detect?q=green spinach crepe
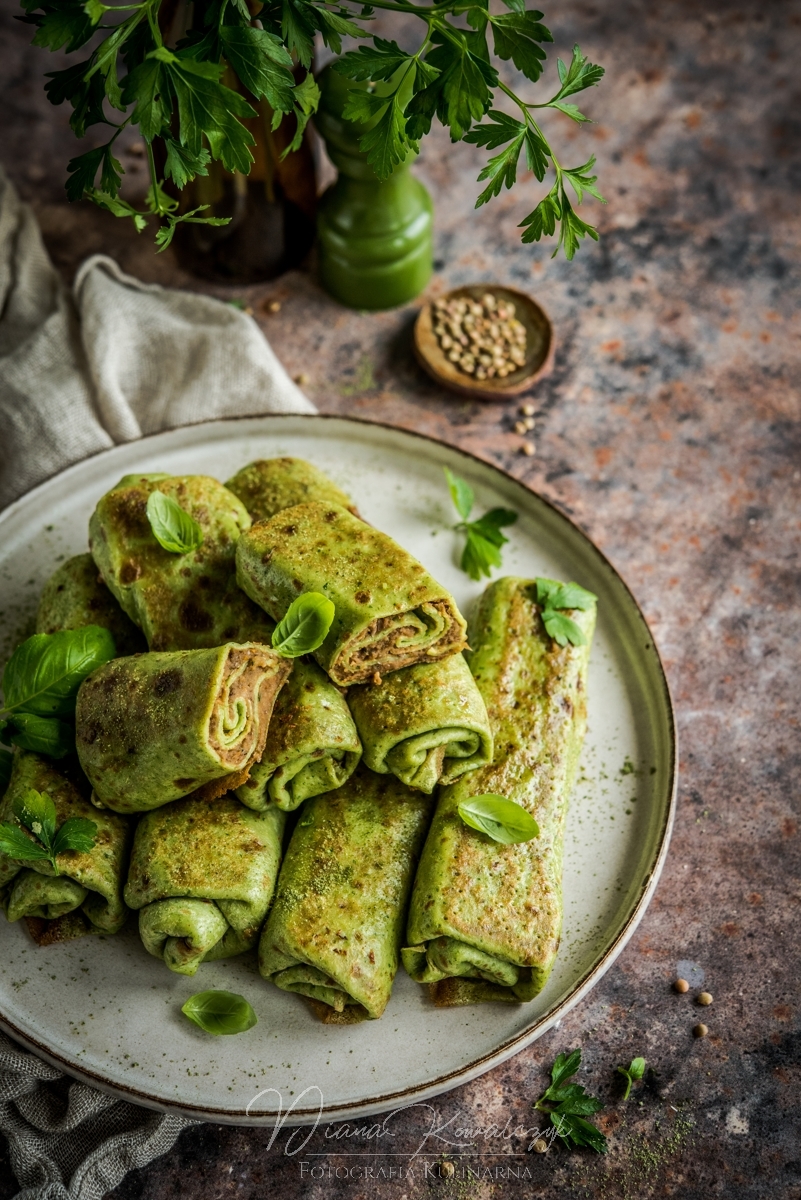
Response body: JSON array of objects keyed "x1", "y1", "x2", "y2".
[
  {"x1": 348, "y1": 655, "x2": 492, "y2": 794},
  {"x1": 236, "y1": 658, "x2": 361, "y2": 811},
  {"x1": 89, "y1": 474, "x2": 273, "y2": 651},
  {"x1": 76, "y1": 644, "x2": 291, "y2": 812},
  {"x1": 0, "y1": 752, "x2": 130, "y2": 943},
  {"x1": 36, "y1": 553, "x2": 146, "y2": 655},
  {"x1": 259, "y1": 767, "x2": 432, "y2": 1020},
  {"x1": 125, "y1": 794, "x2": 285, "y2": 975},
  {"x1": 236, "y1": 502, "x2": 468, "y2": 686},
  {"x1": 403, "y1": 577, "x2": 596, "y2": 1004},
  {"x1": 226, "y1": 457, "x2": 358, "y2": 522}
]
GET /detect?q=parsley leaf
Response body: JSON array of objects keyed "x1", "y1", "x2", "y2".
[
  {"x1": 616, "y1": 1056, "x2": 646, "y2": 1101},
  {"x1": 534, "y1": 577, "x2": 596, "y2": 647},
  {"x1": 535, "y1": 1047, "x2": 607, "y2": 1154},
  {"x1": 0, "y1": 788, "x2": 98, "y2": 875},
  {"x1": 555, "y1": 44, "x2": 605, "y2": 99},
  {"x1": 218, "y1": 26, "x2": 295, "y2": 115},
  {"x1": 283, "y1": 71, "x2": 321, "y2": 156},
  {"x1": 444, "y1": 469, "x2": 517, "y2": 580},
  {"x1": 490, "y1": 12, "x2": 553, "y2": 83},
  {"x1": 335, "y1": 37, "x2": 412, "y2": 82}
]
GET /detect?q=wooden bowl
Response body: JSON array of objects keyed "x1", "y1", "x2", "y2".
[{"x1": 413, "y1": 284, "x2": 555, "y2": 401}]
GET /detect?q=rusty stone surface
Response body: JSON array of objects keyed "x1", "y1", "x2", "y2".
[{"x1": 0, "y1": 0, "x2": 799, "y2": 1197}]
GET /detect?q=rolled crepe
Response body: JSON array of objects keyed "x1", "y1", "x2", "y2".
[
  {"x1": 89, "y1": 474, "x2": 273, "y2": 651},
  {"x1": 235, "y1": 659, "x2": 362, "y2": 811},
  {"x1": 226, "y1": 457, "x2": 358, "y2": 522},
  {"x1": 0, "y1": 751, "x2": 131, "y2": 942},
  {"x1": 36, "y1": 554, "x2": 146, "y2": 655},
  {"x1": 236, "y1": 502, "x2": 468, "y2": 686},
  {"x1": 75, "y1": 644, "x2": 291, "y2": 813},
  {"x1": 124, "y1": 794, "x2": 285, "y2": 975},
  {"x1": 259, "y1": 767, "x2": 432, "y2": 1020},
  {"x1": 348, "y1": 655, "x2": 493, "y2": 794},
  {"x1": 403, "y1": 576, "x2": 596, "y2": 1004}
]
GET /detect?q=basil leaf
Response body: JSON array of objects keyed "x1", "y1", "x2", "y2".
[
  {"x1": 3, "y1": 713, "x2": 74, "y2": 759},
  {"x1": 181, "y1": 990, "x2": 257, "y2": 1036},
  {"x1": 444, "y1": 467, "x2": 474, "y2": 521},
  {"x1": 0, "y1": 749, "x2": 13, "y2": 794},
  {"x1": 271, "y1": 593, "x2": 335, "y2": 658},
  {"x1": 3, "y1": 626, "x2": 116, "y2": 717},
  {"x1": 628, "y1": 1056, "x2": 646, "y2": 1080},
  {"x1": 542, "y1": 611, "x2": 587, "y2": 648},
  {"x1": 52, "y1": 817, "x2": 98, "y2": 857},
  {"x1": 0, "y1": 822, "x2": 50, "y2": 863},
  {"x1": 457, "y1": 794, "x2": 539, "y2": 844},
  {"x1": 146, "y1": 491, "x2": 204, "y2": 554},
  {"x1": 14, "y1": 788, "x2": 57, "y2": 847}
]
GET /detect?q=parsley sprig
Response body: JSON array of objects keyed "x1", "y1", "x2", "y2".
[
  {"x1": 0, "y1": 788, "x2": 98, "y2": 873},
  {"x1": 21, "y1": 0, "x2": 606, "y2": 256},
  {"x1": 534, "y1": 1047, "x2": 608, "y2": 1154},
  {"x1": 444, "y1": 467, "x2": 517, "y2": 581}
]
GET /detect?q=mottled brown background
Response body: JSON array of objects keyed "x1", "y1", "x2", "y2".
[{"x1": 1, "y1": 0, "x2": 799, "y2": 1195}]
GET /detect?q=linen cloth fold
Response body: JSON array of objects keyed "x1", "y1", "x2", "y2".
[
  {"x1": 0, "y1": 165, "x2": 315, "y2": 510},
  {"x1": 0, "y1": 164, "x2": 316, "y2": 1195}
]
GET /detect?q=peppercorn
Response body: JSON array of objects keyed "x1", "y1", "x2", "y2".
[
  {"x1": 433, "y1": 294, "x2": 527, "y2": 380},
  {"x1": 673, "y1": 978, "x2": 689, "y2": 993},
  {"x1": 693, "y1": 1023, "x2": 708, "y2": 1038}
]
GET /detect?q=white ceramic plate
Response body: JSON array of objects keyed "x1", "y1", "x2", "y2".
[{"x1": 0, "y1": 416, "x2": 676, "y2": 1125}]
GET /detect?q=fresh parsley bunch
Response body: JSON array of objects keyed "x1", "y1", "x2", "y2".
[
  {"x1": 534, "y1": 1047, "x2": 608, "y2": 1153},
  {"x1": 20, "y1": 0, "x2": 606, "y2": 255},
  {"x1": 445, "y1": 467, "x2": 518, "y2": 581},
  {"x1": 0, "y1": 787, "x2": 98, "y2": 871}
]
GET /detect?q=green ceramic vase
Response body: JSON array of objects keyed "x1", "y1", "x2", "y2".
[{"x1": 315, "y1": 65, "x2": 433, "y2": 311}]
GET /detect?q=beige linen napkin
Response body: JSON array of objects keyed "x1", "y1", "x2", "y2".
[{"x1": 0, "y1": 165, "x2": 315, "y2": 510}]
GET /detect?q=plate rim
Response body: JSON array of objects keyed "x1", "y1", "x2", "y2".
[{"x1": 0, "y1": 412, "x2": 678, "y2": 1125}]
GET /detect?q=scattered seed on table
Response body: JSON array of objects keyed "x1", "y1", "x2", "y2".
[
  {"x1": 674, "y1": 978, "x2": 690, "y2": 993},
  {"x1": 520, "y1": 402, "x2": 535, "y2": 416},
  {"x1": 266, "y1": 300, "x2": 281, "y2": 313},
  {"x1": 440, "y1": 1162, "x2": 455, "y2": 1177},
  {"x1": 697, "y1": 991, "x2": 713, "y2": 1006},
  {"x1": 514, "y1": 420, "x2": 528, "y2": 435},
  {"x1": 693, "y1": 1023, "x2": 709, "y2": 1038},
  {"x1": 523, "y1": 415, "x2": 536, "y2": 430},
  {"x1": 521, "y1": 441, "x2": 536, "y2": 456},
  {"x1": 532, "y1": 1139, "x2": 548, "y2": 1154}
]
